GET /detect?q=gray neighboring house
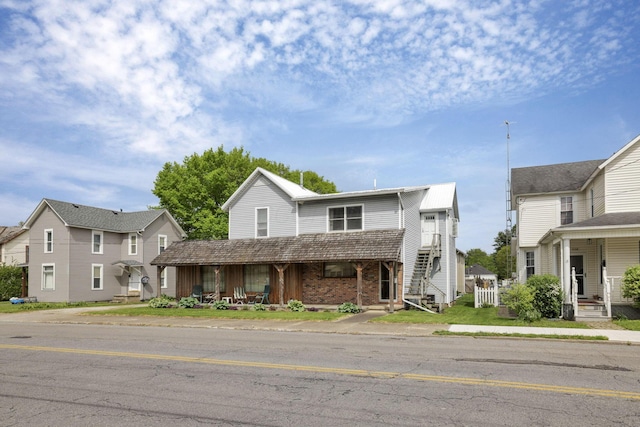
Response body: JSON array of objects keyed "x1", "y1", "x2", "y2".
[
  {"x1": 22, "y1": 199, "x2": 186, "y2": 302},
  {"x1": 511, "y1": 133, "x2": 640, "y2": 319},
  {"x1": 465, "y1": 264, "x2": 498, "y2": 287},
  {"x1": 153, "y1": 167, "x2": 460, "y2": 309}
]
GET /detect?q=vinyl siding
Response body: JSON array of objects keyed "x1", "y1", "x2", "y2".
[
  {"x1": 589, "y1": 173, "x2": 605, "y2": 217},
  {"x1": 606, "y1": 237, "x2": 639, "y2": 303},
  {"x1": 400, "y1": 191, "x2": 423, "y2": 295},
  {"x1": 228, "y1": 176, "x2": 297, "y2": 239},
  {"x1": 517, "y1": 195, "x2": 557, "y2": 247},
  {"x1": 604, "y1": 142, "x2": 640, "y2": 213}
]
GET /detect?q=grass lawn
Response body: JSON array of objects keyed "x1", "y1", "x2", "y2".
[
  {"x1": 614, "y1": 319, "x2": 640, "y2": 331},
  {"x1": 371, "y1": 294, "x2": 590, "y2": 329},
  {"x1": 85, "y1": 305, "x2": 348, "y2": 321},
  {"x1": 0, "y1": 301, "x2": 117, "y2": 314}
]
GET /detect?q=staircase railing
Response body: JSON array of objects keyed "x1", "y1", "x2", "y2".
[{"x1": 571, "y1": 267, "x2": 578, "y2": 316}]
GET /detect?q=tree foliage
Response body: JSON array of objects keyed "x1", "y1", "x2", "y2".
[
  {"x1": 493, "y1": 245, "x2": 516, "y2": 281},
  {"x1": 153, "y1": 146, "x2": 337, "y2": 239},
  {"x1": 622, "y1": 265, "x2": 640, "y2": 307},
  {"x1": 465, "y1": 248, "x2": 495, "y2": 271},
  {"x1": 0, "y1": 264, "x2": 22, "y2": 301}
]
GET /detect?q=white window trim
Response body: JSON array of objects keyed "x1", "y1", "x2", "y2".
[
  {"x1": 255, "y1": 207, "x2": 269, "y2": 238},
  {"x1": 129, "y1": 233, "x2": 138, "y2": 256},
  {"x1": 92, "y1": 263, "x2": 103, "y2": 290},
  {"x1": 44, "y1": 229, "x2": 53, "y2": 253},
  {"x1": 160, "y1": 268, "x2": 167, "y2": 289},
  {"x1": 560, "y1": 196, "x2": 573, "y2": 225},
  {"x1": 158, "y1": 234, "x2": 167, "y2": 254},
  {"x1": 42, "y1": 263, "x2": 55, "y2": 291},
  {"x1": 327, "y1": 204, "x2": 364, "y2": 232},
  {"x1": 92, "y1": 230, "x2": 103, "y2": 254}
]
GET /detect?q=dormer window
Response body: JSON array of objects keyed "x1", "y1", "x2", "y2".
[{"x1": 328, "y1": 205, "x2": 363, "y2": 232}]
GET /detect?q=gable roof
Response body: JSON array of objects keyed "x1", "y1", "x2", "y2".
[
  {"x1": 465, "y1": 264, "x2": 496, "y2": 276},
  {"x1": 511, "y1": 159, "x2": 605, "y2": 198},
  {"x1": 152, "y1": 229, "x2": 404, "y2": 266},
  {"x1": 221, "y1": 167, "x2": 319, "y2": 211},
  {"x1": 0, "y1": 226, "x2": 26, "y2": 244},
  {"x1": 23, "y1": 199, "x2": 186, "y2": 236},
  {"x1": 419, "y1": 182, "x2": 459, "y2": 219}
]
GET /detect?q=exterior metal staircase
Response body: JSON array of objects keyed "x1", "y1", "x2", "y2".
[{"x1": 404, "y1": 234, "x2": 443, "y2": 312}]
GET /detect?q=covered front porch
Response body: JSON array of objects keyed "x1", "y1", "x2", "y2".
[{"x1": 539, "y1": 213, "x2": 640, "y2": 320}]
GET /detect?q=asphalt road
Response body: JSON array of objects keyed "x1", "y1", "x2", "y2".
[{"x1": 1, "y1": 323, "x2": 639, "y2": 426}]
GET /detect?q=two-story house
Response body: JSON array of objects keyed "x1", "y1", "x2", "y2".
[
  {"x1": 22, "y1": 199, "x2": 186, "y2": 302},
  {"x1": 152, "y1": 167, "x2": 460, "y2": 310},
  {"x1": 511, "y1": 134, "x2": 640, "y2": 319}
]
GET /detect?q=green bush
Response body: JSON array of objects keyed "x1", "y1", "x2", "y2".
[
  {"x1": 211, "y1": 300, "x2": 230, "y2": 310},
  {"x1": 177, "y1": 296, "x2": 199, "y2": 308},
  {"x1": 287, "y1": 299, "x2": 306, "y2": 312},
  {"x1": 501, "y1": 283, "x2": 541, "y2": 322},
  {"x1": 0, "y1": 264, "x2": 22, "y2": 301},
  {"x1": 253, "y1": 303, "x2": 266, "y2": 311},
  {"x1": 148, "y1": 294, "x2": 173, "y2": 308},
  {"x1": 622, "y1": 265, "x2": 640, "y2": 306},
  {"x1": 337, "y1": 302, "x2": 361, "y2": 313},
  {"x1": 526, "y1": 274, "x2": 563, "y2": 318}
]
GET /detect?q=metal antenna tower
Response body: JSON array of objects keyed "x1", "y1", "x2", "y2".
[{"x1": 504, "y1": 121, "x2": 513, "y2": 282}]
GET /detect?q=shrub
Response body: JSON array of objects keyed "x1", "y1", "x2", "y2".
[
  {"x1": 287, "y1": 299, "x2": 306, "y2": 312},
  {"x1": 177, "y1": 296, "x2": 199, "y2": 308},
  {"x1": 148, "y1": 294, "x2": 173, "y2": 308},
  {"x1": 253, "y1": 303, "x2": 266, "y2": 311},
  {"x1": 622, "y1": 265, "x2": 640, "y2": 307},
  {"x1": 526, "y1": 274, "x2": 563, "y2": 318},
  {"x1": 211, "y1": 300, "x2": 230, "y2": 310},
  {"x1": 501, "y1": 283, "x2": 541, "y2": 322},
  {"x1": 337, "y1": 302, "x2": 361, "y2": 313},
  {"x1": 0, "y1": 264, "x2": 22, "y2": 301}
]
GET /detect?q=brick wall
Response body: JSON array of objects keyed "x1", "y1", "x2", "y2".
[{"x1": 302, "y1": 262, "x2": 386, "y2": 305}]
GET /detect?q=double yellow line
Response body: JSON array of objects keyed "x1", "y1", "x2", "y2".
[{"x1": 2, "y1": 343, "x2": 639, "y2": 401}]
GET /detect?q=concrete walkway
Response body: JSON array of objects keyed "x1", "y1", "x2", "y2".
[{"x1": 2, "y1": 306, "x2": 640, "y2": 344}]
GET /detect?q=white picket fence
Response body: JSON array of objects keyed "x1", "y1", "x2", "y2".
[{"x1": 474, "y1": 286, "x2": 500, "y2": 308}]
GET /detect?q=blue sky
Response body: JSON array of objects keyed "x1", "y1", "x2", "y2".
[{"x1": 1, "y1": 0, "x2": 639, "y2": 253}]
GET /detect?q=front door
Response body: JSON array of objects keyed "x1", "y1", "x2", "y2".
[
  {"x1": 570, "y1": 255, "x2": 585, "y2": 297},
  {"x1": 128, "y1": 268, "x2": 141, "y2": 293},
  {"x1": 421, "y1": 214, "x2": 437, "y2": 247}
]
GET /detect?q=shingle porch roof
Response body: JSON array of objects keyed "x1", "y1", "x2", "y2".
[{"x1": 151, "y1": 229, "x2": 404, "y2": 266}]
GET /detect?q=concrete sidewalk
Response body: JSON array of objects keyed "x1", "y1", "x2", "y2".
[{"x1": 2, "y1": 306, "x2": 640, "y2": 343}]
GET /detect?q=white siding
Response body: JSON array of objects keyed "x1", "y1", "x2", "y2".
[
  {"x1": 399, "y1": 191, "x2": 423, "y2": 295},
  {"x1": 606, "y1": 237, "x2": 639, "y2": 303},
  {"x1": 517, "y1": 195, "x2": 557, "y2": 247},
  {"x1": 228, "y1": 176, "x2": 297, "y2": 239},
  {"x1": 605, "y1": 142, "x2": 640, "y2": 213}
]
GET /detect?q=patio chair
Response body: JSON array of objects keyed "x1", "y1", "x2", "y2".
[
  {"x1": 254, "y1": 285, "x2": 270, "y2": 304},
  {"x1": 191, "y1": 285, "x2": 204, "y2": 303},
  {"x1": 233, "y1": 287, "x2": 247, "y2": 304}
]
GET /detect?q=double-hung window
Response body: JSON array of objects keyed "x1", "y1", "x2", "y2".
[
  {"x1": 560, "y1": 196, "x2": 573, "y2": 225},
  {"x1": 42, "y1": 264, "x2": 55, "y2": 290},
  {"x1": 92, "y1": 264, "x2": 103, "y2": 290},
  {"x1": 158, "y1": 235, "x2": 167, "y2": 254},
  {"x1": 328, "y1": 205, "x2": 363, "y2": 232},
  {"x1": 44, "y1": 229, "x2": 53, "y2": 253},
  {"x1": 92, "y1": 231, "x2": 103, "y2": 254},
  {"x1": 256, "y1": 208, "x2": 268, "y2": 238},
  {"x1": 525, "y1": 251, "x2": 535, "y2": 279},
  {"x1": 129, "y1": 234, "x2": 138, "y2": 255}
]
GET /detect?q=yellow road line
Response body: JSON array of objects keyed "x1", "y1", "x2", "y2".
[{"x1": 2, "y1": 343, "x2": 639, "y2": 400}]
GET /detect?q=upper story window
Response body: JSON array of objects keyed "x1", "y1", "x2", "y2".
[
  {"x1": 560, "y1": 196, "x2": 573, "y2": 225},
  {"x1": 328, "y1": 205, "x2": 363, "y2": 232},
  {"x1": 158, "y1": 235, "x2": 167, "y2": 254},
  {"x1": 129, "y1": 233, "x2": 138, "y2": 255},
  {"x1": 92, "y1": 230, "x2": 103, "y2": 254},
  {"x1": 44, "y1": 229, "x2": 53, "y2": 253},
  {"x1": 256, "y1": 208, "x2": 268, "y2": 238}
]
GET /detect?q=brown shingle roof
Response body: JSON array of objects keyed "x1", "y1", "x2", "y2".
[{"x1": 152, "y1": 229, "x2": 404, "y2": 266}]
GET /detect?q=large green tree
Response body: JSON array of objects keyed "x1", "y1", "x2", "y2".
[
  {"x1": 465, "y1": 248, "x2": 496, "y2": 271},
  {"x1": 153, "y1": 146, "x2": 337, "y2": 239}
]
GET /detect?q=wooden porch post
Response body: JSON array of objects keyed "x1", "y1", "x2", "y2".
[
  {"x1": 156, "y1": 266, "x2": 165, "y2": 298},
  {"x1": 21, "y1": 266, "x2": 27, "y2": 298},
  {"x1": 383, "y1": 261, "x2": 395, "y2": 313},
  {"x1": 355, "y1": 262, "x2": 364, "y2": 309},
  {"x1": 274, "y1": 264, "x2": 290, "y2": 308},
  {"x1": 214, "y1": 265, "x2": 223, "y2": 302}
]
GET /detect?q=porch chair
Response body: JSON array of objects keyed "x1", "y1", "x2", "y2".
[
  {"x1": 233, "y1": 287, "x2": 247, "y2": 304},
  {"x1": 254, "y1": 285, "x2": 270, "y2": 304},
  {"x1": 191, "y1": 285, "x2": 204, "y2": 303}
]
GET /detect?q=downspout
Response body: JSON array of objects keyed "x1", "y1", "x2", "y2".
[{"x1": 445, "y1": 209, "x2": 451, "y2": 305}]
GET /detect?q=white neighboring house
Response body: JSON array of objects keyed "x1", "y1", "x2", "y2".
[
  {"x1": 465, "y1": 264, "x2": 498, "y2": 287},
  {"x1": 511, "y1": 134, "x2": 640, "y2": 319},
  {"x1": 0, "y1": 226, "x2": 28, "y2": 266}
]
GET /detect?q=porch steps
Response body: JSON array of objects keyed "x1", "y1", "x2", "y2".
[
  {"x1": 112, "y1": 291, "x2": 141, "y2": 303},
  {"x1": 575, "y1": 302, "x2": 609, "y2": 321},
  {"x1": 408, "y1": 249, "x2": 440, "y2": 294}
]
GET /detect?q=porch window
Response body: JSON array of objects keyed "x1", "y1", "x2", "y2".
[
  {"x1": 244, "y1": 264, "x2": 269, "y2": 292},
  {"x1": 129, "y1": 234, "x2": 138, "y2": 255},
  {"x1": 92, "y1": 264, "x2": 103, "y2": 290},
  {"x1": 323, "y1": 262, "x2": 356, "y2": 278},
  {"x1": 525, "y1": 251, "x2": 535, "y2": 279},
  {"x1": 92, "y1": 230, "x2": 103, "y2": 254},
  {"x1": 328, "y1": 205, "x2": 363, "y2": 232},
  {"x1": 380, "y1": 262, "x2": 398, "y2": 301},
  {"x1": 256, "y1": 208, "x2": 268, "y2": 238},
  {"x1": 44, "y1": 229, "x2": 53, "y2": 253},
  {"x1": 201, "y1": 266, "x2": 225, "y2": 293},
  {"x1": 42, "y1": 264, "x2": 55, "y2": 290},
  {"x1": 560, "y1": 196, "x2": 573, "y2": 225},
  {"x1": 160, "y1": 268, "x2": 167, "y2": 289}
]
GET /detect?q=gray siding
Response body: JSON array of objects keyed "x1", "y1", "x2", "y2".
[
  {"x1": 228, "y1": 176, "x2": 297, "y2": 239},
  {"x1": 298, "y1": 194, "x2": 400, "y2": 234},
  {"x1": 400, "y1": 190, "x2": 423, "y2": 294}
]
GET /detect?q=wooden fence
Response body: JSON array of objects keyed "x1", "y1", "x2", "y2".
[{"x1": 474, "y1": 285, "x2": 500, "y2": 308}]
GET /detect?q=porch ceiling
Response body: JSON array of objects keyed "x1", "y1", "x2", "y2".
[{"x1": 151, "y1": 229, "x2": 404, "y2": 266}]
